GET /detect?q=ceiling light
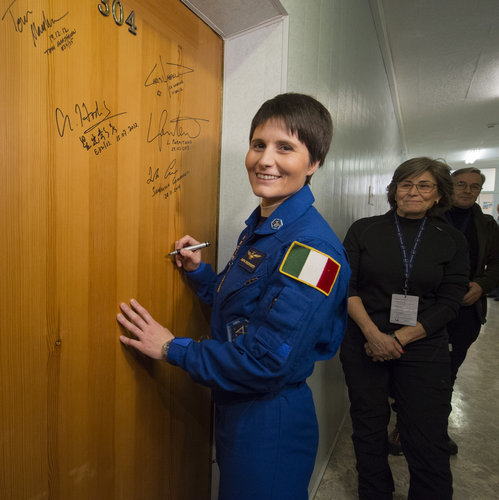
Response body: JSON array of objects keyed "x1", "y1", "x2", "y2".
[{"x1": 464, "y1": 149, "x2": 481, "y2": 164}]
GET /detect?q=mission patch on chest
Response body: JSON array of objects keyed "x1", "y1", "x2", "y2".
[{"x1": 279, "y1": 241, "x2": 340, "y2": 296}]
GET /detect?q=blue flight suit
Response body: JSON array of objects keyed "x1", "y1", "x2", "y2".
[{"x1": 167, "y1": 185, "x2": 351, "y2": 500}]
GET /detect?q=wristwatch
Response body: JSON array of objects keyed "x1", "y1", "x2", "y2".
[{"x1": 162, "y1": 339, "x2": 174, "y2": 360}]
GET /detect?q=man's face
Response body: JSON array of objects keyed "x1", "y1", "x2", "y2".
[{"x1": 453, "y1": 172, "x2": 483, "y2": 209}]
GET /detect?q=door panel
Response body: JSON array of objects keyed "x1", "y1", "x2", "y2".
[{"x1": 0, "y1": 1, "x2": 222, "y2": 498}]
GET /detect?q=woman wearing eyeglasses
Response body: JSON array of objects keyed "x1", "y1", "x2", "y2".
[{"x1": 340, "y1": 157, "x2": 469, "y2": 499}]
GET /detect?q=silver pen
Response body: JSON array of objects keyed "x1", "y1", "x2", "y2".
[{"x1": 167, "y1": 241, "x2": 211, "y2": 256}]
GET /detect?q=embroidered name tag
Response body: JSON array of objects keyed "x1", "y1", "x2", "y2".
[
  {"x1": 238, "y1": 247, "x2": 266, "y2": 273},
  {"x1": 279, "y1": 241, "x2": 340, "y2": 296}
]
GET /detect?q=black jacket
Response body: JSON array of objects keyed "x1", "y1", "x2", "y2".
[{"x1": 469, "y1": 203, "x2": 499, "y2": 323}]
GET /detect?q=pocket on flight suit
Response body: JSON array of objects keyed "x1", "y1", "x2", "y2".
[{"x1": 250, "y1": 285, "x2": 312, "y2": 364}]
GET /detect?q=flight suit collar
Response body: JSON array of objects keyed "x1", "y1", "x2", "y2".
[{"x1": 245, "y1": 185, "x2": 315, "y2": 235}]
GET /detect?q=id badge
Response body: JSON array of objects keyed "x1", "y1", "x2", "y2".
[{"x1": 390, "y1": 294, "x2": 419, "y2": 326}]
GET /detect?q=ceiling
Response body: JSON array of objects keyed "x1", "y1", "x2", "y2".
[
  {"x1": 180, "y1": 0, "x2": 286, "y2": 38},
  {"x1": 377, "y1": 0, "x2": 499, "y2": 171},
  {"x1": 181, "y1": 0, "x2": 499, "y2": 173}
]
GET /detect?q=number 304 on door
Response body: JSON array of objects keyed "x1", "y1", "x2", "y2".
[{"x1": 98, "y1": 0, "x2": 138, "y2": 35}]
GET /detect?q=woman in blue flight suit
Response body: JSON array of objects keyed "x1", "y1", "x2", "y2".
[{"x1": 117, "y1": 93, "x2": 351, "y2": 499}]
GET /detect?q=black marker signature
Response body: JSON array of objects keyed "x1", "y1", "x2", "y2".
[
  {"x1": 146, "y1": 159, "x2": 178, "y2": 184},
  {"x1": 146, "y1": 109, "x2": 209, "y2": 152},
  {"x1": 149, "y1": 165, "x2": 190, "y2": 199},
  {"x1": 1, "y1": 0, "x2": 69, "y2": 48},
  {"x1": 164, "y1": 158, "x2": 179, "y2": 179},
  {"x1": 1, "y1": 0, "x2": 32, "y2": 31},
  {"x1": 76, "y1": 101, "x2": 127, "y2": 134},
  {"x1": 55, "y1": 107, "x2": 74, "y2": 136},
  {"x1": 55, "y1": 100, "x2": 127, "y2": 138},
  {"x1": 31, "y1": 9, "x2": 69, "y2": 48},
  {"x1": 144, "y1": 57, "x2": 194, "y2": 90}
]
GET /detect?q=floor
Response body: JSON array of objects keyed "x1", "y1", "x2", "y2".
[{"x1": 314, "y1": 298, "x2": 499, "y2": 499}]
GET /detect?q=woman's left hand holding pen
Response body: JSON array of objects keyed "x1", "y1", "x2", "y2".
[{"x1": 117, "y1": 299, "x2": 174, "y2": 359}]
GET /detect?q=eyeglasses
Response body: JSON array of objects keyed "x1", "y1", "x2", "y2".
[
  {"x1": 397, "y1": 181, "x2": 437, "y2": 193},
  {"x1": 454, "y1": 181, "x2": 482, "y2": 193}
]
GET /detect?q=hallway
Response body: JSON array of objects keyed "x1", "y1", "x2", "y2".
[{"x1": 315, "y1": 298, "x2": 499, "y2": 499}]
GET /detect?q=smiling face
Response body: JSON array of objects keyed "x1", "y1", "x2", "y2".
[
  {"x1": 452, "y1": 172, "x2": 483, "y2": 209},
  {"x1": 395, "y1": 170, "x2": 441, "y2": 219},
  {"x1": 245, "y1": 119, "x2": 319, "y2": 208}
]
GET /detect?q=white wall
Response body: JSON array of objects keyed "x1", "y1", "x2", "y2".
[
  {"x1": 281, "y1": 0, "x2": 404, "y2": 494},
  {"x1": 218, "y1": 20, "x2": 289, "y2": 267},
  {"x1": 218, "y1": 0, "x2": 404, "y2": 497}
]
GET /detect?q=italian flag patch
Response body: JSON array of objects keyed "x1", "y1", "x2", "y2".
[{"x1": 279, "y1": 241, "x2": 340, "y2": 296}]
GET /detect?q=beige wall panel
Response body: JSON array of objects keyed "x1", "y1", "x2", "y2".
[{"x1": 0, "y1": 1, "x2": 222, "y2": 498}]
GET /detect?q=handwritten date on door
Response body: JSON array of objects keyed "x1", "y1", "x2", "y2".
[{"x1": 98, "y1": 0, "x2": 137, "y2": 35}]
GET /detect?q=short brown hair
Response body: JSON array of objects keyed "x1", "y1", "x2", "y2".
[
  {"x1": 249, "y1": 93, "x2": 333, "y2": 184},
  {"x1": 386, "y1": 157, "x2": 454, "y2": 216}
]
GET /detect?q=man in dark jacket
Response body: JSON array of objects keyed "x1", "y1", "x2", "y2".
[
  {"x1": 439, "y1": 167, "x2": 499, "y2": 454},
  {"x1": 446, "y1": 167, "x2": 499, "y2": 384}
]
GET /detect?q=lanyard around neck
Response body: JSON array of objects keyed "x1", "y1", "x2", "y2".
[{"x1": 393, "y1": 212, "x2": 427, "y2": 295}]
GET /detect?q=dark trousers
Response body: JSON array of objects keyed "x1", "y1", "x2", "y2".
[
  {"x1": 447, "y1": 305, "x2": 482, "y2": 384},
  {"x1": 340, "y1": 336, "x2": 453, "y2": 500}
]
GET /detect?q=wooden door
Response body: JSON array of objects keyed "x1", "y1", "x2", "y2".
[{"x1": 0, "y1": 1, "x2": 222, "y2": 498}]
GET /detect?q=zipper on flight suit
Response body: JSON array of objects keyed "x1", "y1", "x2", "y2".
[
  {"x1": 220, "y1": 276, "x2": 261, "y2": 307},
  {"x1": 217, "y1": 234, "x2": 247, "y2": 294},
  {"x1": 267, "y1": 290, "x2": 281, "y2": 313}
]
